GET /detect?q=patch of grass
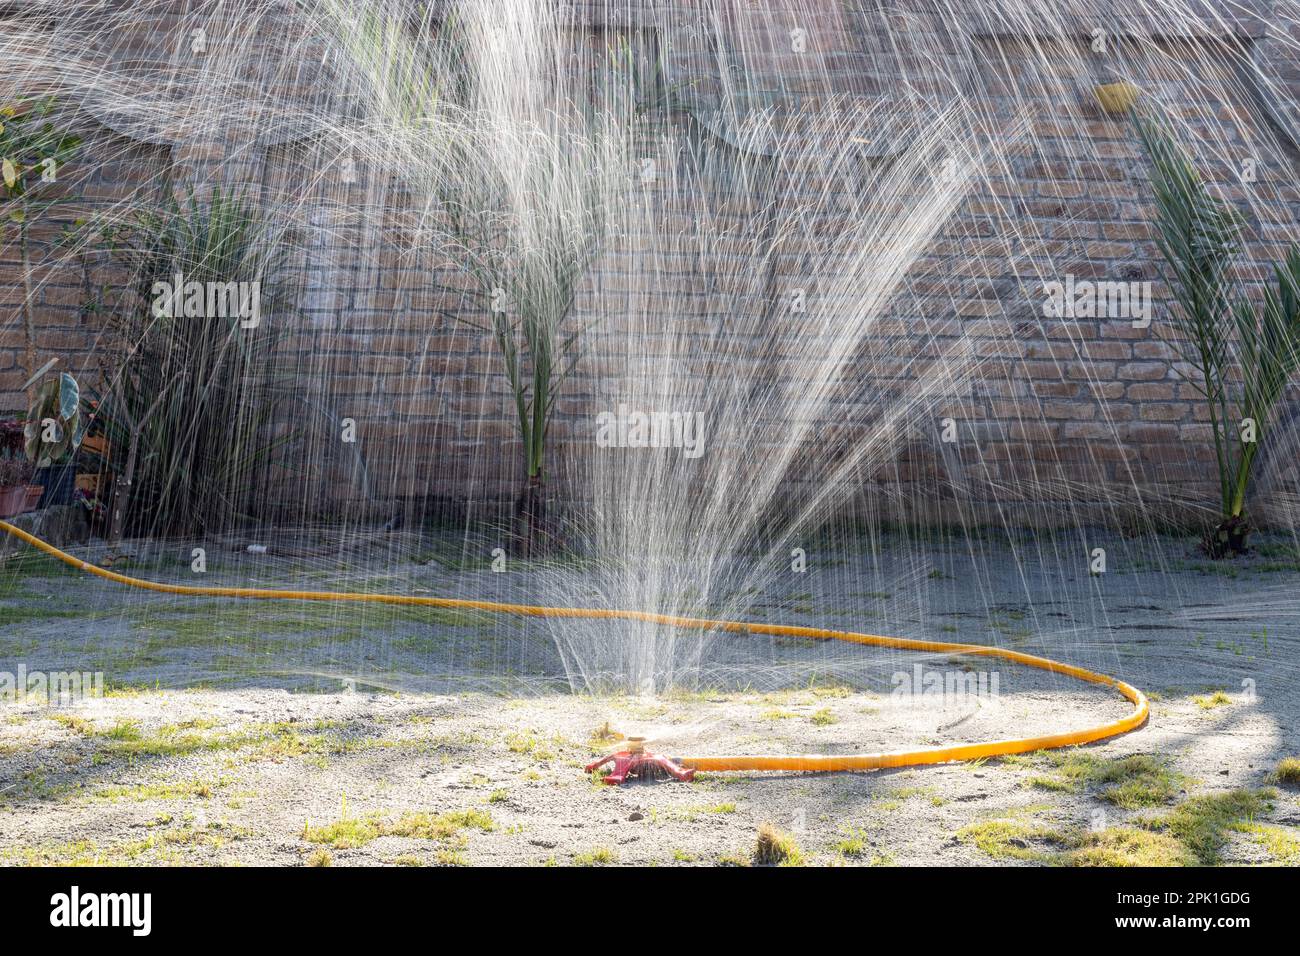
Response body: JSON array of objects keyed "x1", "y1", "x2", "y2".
[
  {"x1": 0, "y1": 551, "x2": 93, "y2": 580},
  {"x1": 956, "y1": 817, "x2": 1062, "y2": 862},
  {"x1": 809, "y1": 708, "x2": 837, "y2": 726},
  {"x1": 835, "y1": 829, "x2": 869, "y2": 858},
  {"x1": 1154, "y1": 788, "x2": 1274, "y2": 865},
  {"x1": 957, "y1": 814, "x2": 1189, "y2": 866},
  {"x1": 386, "y1": 809, "x2": 495, "y2": 841},
  {"x1": 671, "y1": 848, "x2": 694, "y2": 862},
  {"x1": 303, "y1": 807, "x2": 494, "y2": 849},
  {"x1": 89, "y1": 718, "x2": 236, "y2": 758},
  {"x1": 95, "y1": 777, "x2": 226, "y2": 801},
  {"x1": 301, "y1": 814, "x2": 381, "y2": 850},
  {"x1": 1193, "y1": 690, "x2": 1232, "y2": 710},
  {"x1": 1251, "y1": 541, "x2": 1300, "y2": 560},
  {"x1": 51, "y1": 713, "x2": 96, "y2": 736},
  {"x1": 648, "y1": 803, "x2": 732, "y2": 824},
  {"x1": 253, "y1": 728, "x2": 331, "y2": 762},
  {"x1": 129, "y1": 601, "x2": 488, "y2": 653},
  {"x1": 488, "y1": 789, "x2": 508, "y2": 804},
  {"x1": 754, "y1": 822, "x2": 804, "y2": 867},
  {"x1": 307, "y1": 849, "x2": 333, "y2": 867},
  {"x1": 99, "y1": 720, "x2": 145, "y2": 745},
  {"x1": 995, "y1": 753, "x2": 1037, "y2": 768},
  {"x1": 390, "y1": 854, "x2": 424, "y2": 866},
  {"x1": 877, "y1": 785, "x2": 936, "y2": 806},
  {"x1": 0, "y1": 603, "x2": 86, "y2": 626},
  {"x1": 138, "y1": 822, "x2": 247, "y2": 859},
  {"x1": 959, "y1": 788, "x2": 1276, "y2": 866},
  {"x1": 7, "y1": 822, "x2": 252, "y2": 866},
  {"x1": 1068, "y1": 827, "x2": 1196, "y2": 866},
  {"x1": 1234, "y1": 822, "x2": 1300, "y2": 865},
  {"x1": 573, "y1": 847, "x2": 616, "y2": 866},
  {"x1": 505, "y1": 730, "x2": 556, "y2": 760},
  {"x1": 77, "y1": 718, "x2": 343, "y2": 763},
  {"x1": 1270, "y1": 757, "x2": 1300, "y2": 786},
  {"x1": 3, "y1": 839, "x2": 114, "y2": 866},
  {"x1": 1030, "y1": 752, "x2": 1182, "y2": 808}
]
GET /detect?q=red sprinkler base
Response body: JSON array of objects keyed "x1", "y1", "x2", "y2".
[{"x1": 585, "y1": 737, "x2": 695, "y2": 785}]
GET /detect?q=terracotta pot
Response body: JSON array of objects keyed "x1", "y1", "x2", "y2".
[{"x1": 0, "y1": 485, "x2": 27, "y2": 518}]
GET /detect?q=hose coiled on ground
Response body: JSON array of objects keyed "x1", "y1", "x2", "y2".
[{"x1": 0, "y1": 519, "x2": 1148, "y2": 772}]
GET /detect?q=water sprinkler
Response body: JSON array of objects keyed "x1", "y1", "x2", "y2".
[{"x1": 584, "y1": 736, "x2": 697, "y2": 785}]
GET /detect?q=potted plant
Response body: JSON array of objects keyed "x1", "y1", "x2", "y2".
[
  {"x1": 0, "y1": 419, "x2": 39, "y2": 517},
  {"x1": 23, "y1": 372, "x2": 84, "y2": 508}
]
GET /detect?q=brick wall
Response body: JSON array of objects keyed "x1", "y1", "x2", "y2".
[{"x1": 3, "y1": 0, "x2": 1299, "y2": 528}]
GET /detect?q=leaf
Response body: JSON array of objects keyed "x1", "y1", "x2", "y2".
[
  {"x1": 1, "y1": 158, "x2": 16, "y2": 188},
  {"x1": 57, "y1": 372, "x2": 80, "y2": 422},
  {"x1": 1135, "y1": 111, "x2": 1247, "y2": 516}
]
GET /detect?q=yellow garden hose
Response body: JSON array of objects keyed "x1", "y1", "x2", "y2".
[{"x1": 0, "y1": 519, "x2": 1148, "y2": 772}]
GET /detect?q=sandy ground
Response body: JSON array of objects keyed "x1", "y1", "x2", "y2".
[{"x1": 1, "y1": 527, "x2": 1298, "y2": 866}]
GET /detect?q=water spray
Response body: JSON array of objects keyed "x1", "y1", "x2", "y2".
[{"x1": 0, "y1": 519, "x2": 1149, "y2": 782}]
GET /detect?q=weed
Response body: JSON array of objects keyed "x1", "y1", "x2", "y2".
[
  {"x1": 573, "y1": 847, "x2": 616, "y2": 866},
  {"x1": 1194, "y1": 690, "x2": 1232, "y2": 710},
  {"x1": 1271, "y1": 757, "x2": 1300, "y2": 785},
  {"x1": 754, "y1": 822, "x2": 804, "y2": 867}
]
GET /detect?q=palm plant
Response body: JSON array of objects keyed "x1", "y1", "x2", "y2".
[
  {"x1": 1136, "y1": 113, "x2": 1300, "y2": 555},
  {"x1": 89, "y1": 188, "x2": 290, "y2": 542},
  {"x1": 327, "y1": 5, "x2": 641, "y2": 554},
  {"x1": 440, "y1": 136, "x2": 607, "y2": 555}
]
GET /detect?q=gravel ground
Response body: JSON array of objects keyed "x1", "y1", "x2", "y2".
[{"x1": 1, "y1": 528, "x2": 1297, "y2": 866}]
